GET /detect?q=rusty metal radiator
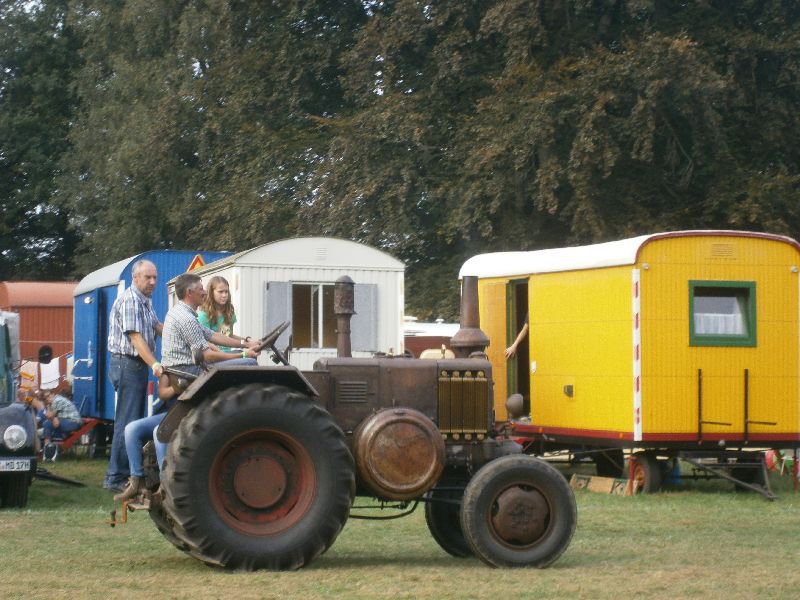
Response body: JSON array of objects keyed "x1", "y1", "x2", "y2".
[{"x1": 437, "y1": 368, "x2": 490, "y2": 436}]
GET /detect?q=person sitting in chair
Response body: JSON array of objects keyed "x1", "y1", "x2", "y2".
[{"x1": 38, "y1": 388, "x2": 83, "y2": 462}]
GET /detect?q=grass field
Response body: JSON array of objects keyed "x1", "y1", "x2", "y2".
[{"x1": 2, "y1": 456, "x2": 799, "y2": 600}]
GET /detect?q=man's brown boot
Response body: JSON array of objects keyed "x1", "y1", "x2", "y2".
[{"x1": 113, "y1": 476, "x2": 142, "y2": 502}]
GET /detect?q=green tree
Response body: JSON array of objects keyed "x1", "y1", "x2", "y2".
[
  {"x1": 0, "y1": 0, "x2": 81, "y2": 280},
  {"x1": 55, "y1": 0, "x2": 800, "y2": 320},
  {"x1": 59, "y1": 0, "x2": 367, "y2": 273}
]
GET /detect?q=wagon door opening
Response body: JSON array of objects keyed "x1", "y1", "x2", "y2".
[{"x1": 507, "y1": 280, "x2": 530, "y2": 417}]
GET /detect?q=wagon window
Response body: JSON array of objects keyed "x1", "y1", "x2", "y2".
[
  {"x1": 292, "y1": 283, "x2": 336, "y2": 348},
  {"x1": 689, "y1": 281, "x2": 756, "y2": 347}
]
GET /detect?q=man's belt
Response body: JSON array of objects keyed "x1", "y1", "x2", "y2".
[{"x1": 111, "y1": 352, "x2": 145, "y2": 363}]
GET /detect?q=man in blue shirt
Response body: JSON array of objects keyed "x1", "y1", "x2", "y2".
[{"x1": 104, "y1": 260, "x2": 164, "y2": 492}]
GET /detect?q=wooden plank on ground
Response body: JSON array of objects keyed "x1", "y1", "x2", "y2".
[{"x1": 570, "y1": 474, "x2": 631, "y2": 495}]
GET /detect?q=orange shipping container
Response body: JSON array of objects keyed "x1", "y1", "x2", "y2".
[{"x1": 0, "y1": 281, "x2": 77, "y2": 386}]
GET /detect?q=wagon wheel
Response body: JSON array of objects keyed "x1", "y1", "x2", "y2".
[
  {"x1": 424, "y1": 475, "x2": 472, "y2": 558},
  {"x1": 460, "y1": 455, "x2": 577, "y2": 568},
  {"x1": 732, "y1": 453, "x2": 768, "y2": 492},
  {"x1": 594, "y1": 449, "x2": 625, "y2": 478},
  {"x1": 161, "y1": 384, "x2": 355, "y2": 571},
  {"x1": 629, "y1": 451, "x2": 662, "y2": 494}
]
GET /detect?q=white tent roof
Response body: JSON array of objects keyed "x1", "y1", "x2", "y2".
[{"x1": 459, "y1": 230, "x2": 800, "y2": 279}]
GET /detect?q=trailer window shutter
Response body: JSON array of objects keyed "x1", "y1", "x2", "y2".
[
  {"x1": 265, "y1": 281, "x2": 292, "y2": 348},
  {"x1": 352, "y1": 283, "x2": 378, "y2": 352}
]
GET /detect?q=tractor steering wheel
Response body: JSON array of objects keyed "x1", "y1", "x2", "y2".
[{"x1": 254, "y1": 321, "x2": 290, "y2": 365}]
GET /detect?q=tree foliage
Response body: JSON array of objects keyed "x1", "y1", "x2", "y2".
[
  {"x1": 0, "y1": 0, "x2": 80, "y2": 279},
  {"x1": 2, "y1": 1, "x2": 800, "y2": 318}
]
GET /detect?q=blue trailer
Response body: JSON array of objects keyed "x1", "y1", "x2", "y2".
[{"x1": 71, "y1": 250, "x2": 230, "y2": 421}]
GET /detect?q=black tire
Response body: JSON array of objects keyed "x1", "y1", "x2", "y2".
[
  {"x1": 594, "y1": 449, "x2": 625, "y2": 478},
  {"x1": 630, "y1": 451, "x2": 662, "y2": 493},
  {"x1": 424, "y1": 477, "x2": 472, "y2": 558},
  {"x1": 161, "y1": 384, "x2": 355, "y2": 571},
  {"x1": 0, "y1": 473, "x2": 31, "y2": 508},
  {"x1": 149, "y1": 498, "x2": 190, "y2": 553},
  {"x1": 460, "y1": 455, "x2": 577, "y2": 568},
  {"x1": 732, "y1": 454, "x2": 767, "y2": 492}
]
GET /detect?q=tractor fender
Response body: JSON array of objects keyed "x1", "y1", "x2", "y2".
[
  {"x1": 157, "y1": 365, "x2": 318, "y2": 443},
  {"x1": 180, "y1": 364, "x2": 318, "y2": 402}
]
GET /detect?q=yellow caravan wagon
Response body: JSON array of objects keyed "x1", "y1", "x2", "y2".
[{"x1": 460, "y1": 231, "x2": 800, "y2": 493}]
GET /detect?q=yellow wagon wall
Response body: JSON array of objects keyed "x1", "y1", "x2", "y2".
[
  {"x1": 478, "y1": 267, "x2": 635, "y2": 434},
  {"x1": 526, "y1": 266, "x2": 633, "y2": 436},
  {"x1": 638, "y1": 235, "x2": 800, "y2": 441}
]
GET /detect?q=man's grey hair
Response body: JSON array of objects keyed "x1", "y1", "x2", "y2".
[
  {"x1": 132, "y1": 259, "x2": 156, "y2": 276},
  {"x1": 174, "y1": 272, "x2": 202, "y2": 300}
]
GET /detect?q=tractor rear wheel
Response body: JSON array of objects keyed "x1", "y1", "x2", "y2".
[
  {"x1": 161, "y1": 384, "x2": 355, "y2": 570},
  {"x1": 460, "y1": 455, "x2": 576, "y2": 568},
  {"x1": 148, "y1": 483, "x2": 190, "y2": 553}
]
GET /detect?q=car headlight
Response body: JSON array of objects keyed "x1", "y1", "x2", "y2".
[{"x1": 3, "y1": 424, "x2": 27, "y2": 450}]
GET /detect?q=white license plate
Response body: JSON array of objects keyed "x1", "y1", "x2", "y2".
[{"x1": 0, "y1": 459, "x2": 31, "y2": 472}]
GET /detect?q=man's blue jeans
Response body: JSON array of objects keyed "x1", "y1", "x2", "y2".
[
  {"x1": 218, "y1": 357, "x2": 258, "y2": 366},
  {"x1": 42, "y1": 418, "x2": 81, "y2": 441},
  {"x1": 124, "y1": 413, "x2": 167, "y2": 477},
  {"x1": 105, "y1": 355, "x2": 149, "y2": 488}
]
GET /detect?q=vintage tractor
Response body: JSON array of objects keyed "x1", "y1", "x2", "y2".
[{"x1": 131, "y1": 276, "x2": 576, "y2": 570}]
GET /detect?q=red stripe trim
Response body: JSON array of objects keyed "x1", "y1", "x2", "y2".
[
  {"x1": 641, "y1": 432, "x2": 800, "y2": 442},
  {"x1": 512, "y1": 424, "x2": 635, "y2": 441},
  {"x1": 511, "y1": 424, "x2": 800, "y2": 443}
]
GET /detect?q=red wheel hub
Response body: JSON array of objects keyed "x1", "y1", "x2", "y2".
[
  {"x1": 490, "y1": 485, "x2": 549, "y2": 547},
  {"x1": 232, "y1": 455, "x2": 288, "y2": 509},
  {"x1": 209, "y1": 430, "x2": 316, "y2": 535}
]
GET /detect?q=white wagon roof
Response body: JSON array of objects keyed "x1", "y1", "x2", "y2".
[
  {"x1": 73, "y1": 256, "x2": 137, "y2": 296},
  {"x1": 459, "y1": 230, "x2": 800, "y2": 279},
  {"x1": 190, "y1": 236, "x2": 405, "y2": 275}
]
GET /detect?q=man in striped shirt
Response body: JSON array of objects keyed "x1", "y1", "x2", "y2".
[
  {"x1": 161, "y1": 272, "x2": 260, "y2": 372},
  {"x1": 104, "y1": 260, "x2": 164, "y2": 493}
]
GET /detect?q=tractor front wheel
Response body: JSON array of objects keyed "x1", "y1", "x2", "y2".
[
  {"x1": 460, "y1": 455, "x2": 576, "y2": 568},
  {"x1": 424, "y1": 475, "x2": 472, "y2": 558}
]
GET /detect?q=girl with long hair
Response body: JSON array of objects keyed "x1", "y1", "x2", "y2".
[{"x1": 198, "y1": 276, "x2": 250, "y2": 351}]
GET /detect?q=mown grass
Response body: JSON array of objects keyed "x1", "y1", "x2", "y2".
[{"x1": 1, "y1": 456, "x2": 799, "y2": 600}]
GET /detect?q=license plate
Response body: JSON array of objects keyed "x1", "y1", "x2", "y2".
[{"x1": 0, "y1": 459, "x2": 31, "y2": 472}]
